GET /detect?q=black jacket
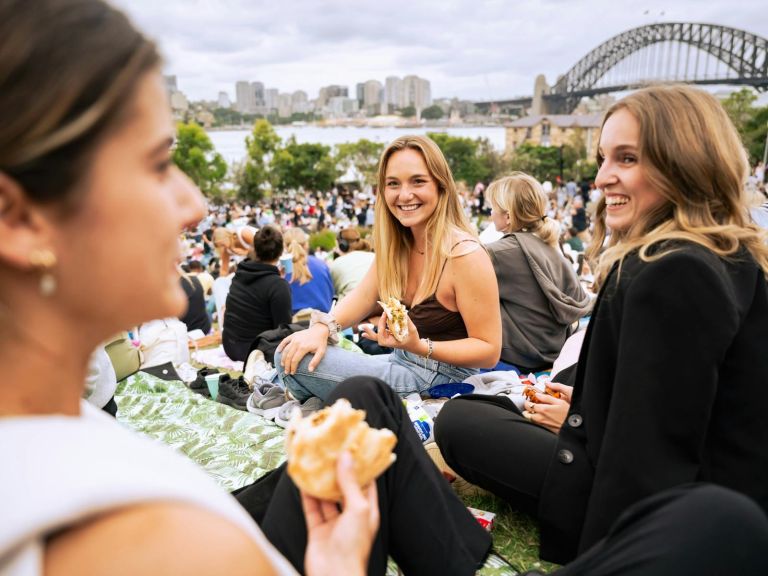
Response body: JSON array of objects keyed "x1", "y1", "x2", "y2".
[
  {"x1": 180, "y1": 275, "x2": 211, "y2": 334},
  {"x1": 222, "y1": 260, "x2": 292, "y2": 362},
  {"x1": 538, "y1": 243, "x2": 768, "y2": 564}
]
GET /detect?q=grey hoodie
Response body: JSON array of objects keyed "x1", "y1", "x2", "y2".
[{"x1": 487, "y1": 232, "x2": 592, "y2": 369}]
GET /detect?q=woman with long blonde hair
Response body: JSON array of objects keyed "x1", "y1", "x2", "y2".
[
  {"x1": 436, "y1": 84, "x2": 768, "y2": 566},
  {"x1": 276, "y1": 135, "x2": 501, "y2": 402},
  {"x1": 282, "y1": 227, "x2": 334, "y2": 314},
  {"x1": 484, "y1": 172, "x2": 590, "y2": 372}
]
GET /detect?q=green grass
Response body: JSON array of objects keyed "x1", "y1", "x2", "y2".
[{"x1": 462, "y1": 491, "x2": 560, "y2": 574}]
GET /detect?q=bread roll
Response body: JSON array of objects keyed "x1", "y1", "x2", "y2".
[
  {"x1": 285, "y1": 399, "x2": 397, "y2": 501},
  {"x1": 378, "y1": 296, "x2": 409, "y2": 342}
]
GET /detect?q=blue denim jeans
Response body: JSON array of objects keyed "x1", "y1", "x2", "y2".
[{"x1": 275, "y1": 346, "x2": 478, "y2": 401}]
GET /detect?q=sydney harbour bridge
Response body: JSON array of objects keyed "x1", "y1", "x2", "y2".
[{"x1": 475, "y1": 22, "x2": 768, "y2": 115}]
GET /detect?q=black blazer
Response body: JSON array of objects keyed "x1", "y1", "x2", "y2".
[{"x1": 537, "y1": 243, "x2": 768, "y2": 564}]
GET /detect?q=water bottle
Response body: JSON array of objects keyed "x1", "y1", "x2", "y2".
[{"x1": 404, "y1": 394, "x2": 434, "y2": 443}]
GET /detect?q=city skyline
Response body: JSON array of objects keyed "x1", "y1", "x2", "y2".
[{"x1": 113, "y1": 0, "x2": 768, "y2": 103}]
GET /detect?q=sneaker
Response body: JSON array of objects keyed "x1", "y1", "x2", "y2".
[
  {"x1": 274, "y1": 396, "x2": 324, "y2": 429},
  {"x1": 246, "y1": 382, "x2": 280, "y2": 413},
  {"x1": 244, "y1": 349, "x2": 277, "y2": 386},
  {"x1": 188, "y1": 368, "x2": 219, "y2": 398},
  {"x1": 250, "y1": 385, "x2": 290, "y2": 420},
  {"x1": 216, "y1": 375, "x2": 252, "y2": 411},
  {"x1": 424, "y1": 442, "x2": 490, "y2": 498}
]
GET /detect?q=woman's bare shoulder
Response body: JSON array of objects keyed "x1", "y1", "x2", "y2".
[
  {"x1": 45, "y1": 502, "x2": 279, "y2": 576},
  {"x1": 448, "y1": 230, "x2": 482, "y2": 258}
]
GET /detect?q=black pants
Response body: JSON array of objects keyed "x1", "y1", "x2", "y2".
[
  {"x1": 437, "y1": 397, "x2": 768, "y2": 575},
  {"x1": 253, "y1": 377, "x2": 493, "y2": 576},
  {"x1": 435, "y1": 394, "x2": 556, "y2": 516},
  {"x1": 545, "y1": 484, "x2": 768, "y2": 575}
]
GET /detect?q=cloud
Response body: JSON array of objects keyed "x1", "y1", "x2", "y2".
[{"x1": 112, "y1": 0, "x2": 768, "y2": 102}]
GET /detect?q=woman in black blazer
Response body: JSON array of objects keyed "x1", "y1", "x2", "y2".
[{"x1": 435, "y1": 84, "x2": 768, "y2": 566}]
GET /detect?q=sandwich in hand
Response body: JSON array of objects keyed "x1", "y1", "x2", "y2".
[
  {"x1": 285, "y1": 399, "x2": 397, "y2": 501},
  {"x1": 378, "y1": 296, "x2": 409, "y2": 342},
  {"x1": 523, "y1": 385, "x2": 563, "y2": 402}
]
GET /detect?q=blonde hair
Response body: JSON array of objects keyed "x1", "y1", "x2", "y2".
[
  {"x1": 588, "y1": 84, "x2": 768, "y2": 288},
  {"x1": 374, "y1": 135, "x2": 476, "y2": 304},
  {"x1": 283, "y1": 227, "x2": 312, "y2": 285},
  {"x1": 486, "y1": 172, "x2": 560, "y2": 247}
]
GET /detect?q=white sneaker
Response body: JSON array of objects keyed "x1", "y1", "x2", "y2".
[{"x1": 244, "y1": 349, "x2": 277, "y2": 386}]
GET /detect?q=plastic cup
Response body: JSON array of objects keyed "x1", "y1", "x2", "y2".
[{"x1": 204, "y1": 373, "x2": 221, "y2": 400}]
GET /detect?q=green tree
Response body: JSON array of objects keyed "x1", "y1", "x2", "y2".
[
  {"x1": 334, "y1": 139, "x2": 384, "y2": 187},
  {"x1": 506, "y1": 140, "x2": 597, "y2": 183},
  {"x1": 212, "y1": 107, "x2": 244, "y2": 127},
  {"x1": 744, "y1": 106, "x2": 768, "y2": 165},
  {"x1": 172, "y1": 122, "x2": 227, "y2": 197},
  {"x1": 237, "y1": 119, "x2": 281, "y2": 201},
  {"x1": 401, "y1": 106, "x2": 417, "y2": 118},
  {"x1": 421, "y1": 105, "x2": 444, "y2": 120},
  {"x1": 722, "y1": 88, "x2": 768, "y2": 164},
  {"x1": 722, "y1": 88, "x2": 757, "y2": 136},
  {"x1": 427, "y1": 132, "x2": 493, "y2": 185},
  {"x1": 270, "y1": 138, "x2": 339, "y2": 192}
]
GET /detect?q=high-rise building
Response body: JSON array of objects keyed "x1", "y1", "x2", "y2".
[
  {"x1": 217, "y1": 91, "x2": 231, "y2": 108},
  {"x1": 317, "y1": 85, "x2": 349, "y2": 108},
  {"x1": 356, "y1": 82, "x2": 365, "y2": 107},
  {"x1": 251, "y1": 82, "x2": 265, "y2": 107},
  {"x1": 235, "y1": 80, "x2": 255, "y2": 113},
  {"x1": 292, "y1": 90, "x2": 310, "y2": 114},
  {"x1": 385, "y1": 76, "x2": 404, "y2": 109},
  {"x1": 363, "y1": 79, "x2": 383, "y2": 115},
  {"x1": 327, "y1": 96, "x2": 358, "y2": 117},
  {"x1": 403, "y1": 75, "x2": 432, "y2": 111},
  {"x1": 278, "y1": 93, "x2": 293, "y2": 118},
  {"x1": 264, "y1": 88, "x2": 279, "y2": 110}
]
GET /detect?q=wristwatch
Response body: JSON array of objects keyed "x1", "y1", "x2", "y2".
[{"x1": 310, "y1": 310, "x2": 341, "y2": 345}]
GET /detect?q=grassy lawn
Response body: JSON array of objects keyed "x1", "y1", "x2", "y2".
[{"x1": 462, "y1": 491, "x2": 560, "y2": 574}]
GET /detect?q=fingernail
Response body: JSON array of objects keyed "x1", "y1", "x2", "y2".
[{"x1": 339, "y1": 451, "x2": 352, "y2": 466}]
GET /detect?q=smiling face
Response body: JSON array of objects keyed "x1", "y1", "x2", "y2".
[
  {"x1": 383, "y1": 148, "x2": 439, "y2": 233},
  {"x1": 595, "y1": 108, "x2": 666, "y2": 233},
  {"x1": 51, "y1": 70, "x2": 206, "y2": 333}
]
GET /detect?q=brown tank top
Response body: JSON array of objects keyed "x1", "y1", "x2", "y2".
[{"x1": 408, "y1": 239, "x2": 476, "y2": 341}]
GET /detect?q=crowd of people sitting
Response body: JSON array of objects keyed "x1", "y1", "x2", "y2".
[{"x1": 3, "y1": 2, "x2": 768, "y2": 575}]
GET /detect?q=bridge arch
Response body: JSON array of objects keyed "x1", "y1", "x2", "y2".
[{"x1": 549, "y1": 22, "x2": 768, "y2": 113}]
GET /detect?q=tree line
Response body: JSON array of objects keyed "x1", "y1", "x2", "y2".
[{"x1": 172, "y1": 89, "x2": 767, "y2": 202}]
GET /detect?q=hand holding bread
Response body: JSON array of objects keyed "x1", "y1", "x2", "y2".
[{"x1": 286, "y1": 399, "x2": 397, "y2": 501}]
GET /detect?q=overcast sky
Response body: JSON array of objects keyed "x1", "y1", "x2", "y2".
[{"x1": 112, "y1": 0, "x2": 768, "y2": 103}]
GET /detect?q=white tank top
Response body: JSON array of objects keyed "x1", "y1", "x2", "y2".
[{"x1": 0, "y1": 402, "x2": 297, "y2": 575}]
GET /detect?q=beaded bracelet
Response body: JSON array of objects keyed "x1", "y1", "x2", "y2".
[{"x1": 420, "y1": 337, "x2": 433, "y2": 370}]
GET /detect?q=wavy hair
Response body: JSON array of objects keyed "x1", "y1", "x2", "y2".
[
  {"x1": 486, "y1": 172, "x2": 560, "y2": 247},
  {"x1": 283, "y1": 227, "x2": 312, "y2": 285},
  {"x1": 588, "y1": 84, "x2": 768, "y2": 288},
  {"x1": 373, "y1": 135, "x2": 476, "y2": 304}
]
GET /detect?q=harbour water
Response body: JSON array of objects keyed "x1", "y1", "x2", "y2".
[{"x1": 208, "y1": 125, "x2": 507, "y2": 165}]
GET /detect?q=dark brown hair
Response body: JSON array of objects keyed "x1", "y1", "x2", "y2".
[
  {"x1": 252, "y1": 225, "x2": 284, "y2": 263},
  {"x1": 0, "y1": 0, "x2": 160, "y2": 206}
]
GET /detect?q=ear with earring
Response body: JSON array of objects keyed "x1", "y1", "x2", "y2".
[{"x1": 29, "y1": 249, "x2": 57, "y2": 297}]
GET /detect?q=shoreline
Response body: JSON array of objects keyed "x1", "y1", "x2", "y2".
[{"x1": 207, "y1": 121, "x2": 508, "y2": 131}]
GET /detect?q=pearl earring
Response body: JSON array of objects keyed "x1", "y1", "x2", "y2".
[{"x1": 29, "y1": 249, "x2": 57, "y2": 297}]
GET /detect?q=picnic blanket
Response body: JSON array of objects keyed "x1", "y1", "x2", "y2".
[{"x1": 115, "y1": 371, "x2": 520, "y2": 575}]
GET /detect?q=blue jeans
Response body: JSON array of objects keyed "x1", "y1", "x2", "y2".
[{"x1": 275, "y1": 346, "x2": 478, "y2": 401}]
